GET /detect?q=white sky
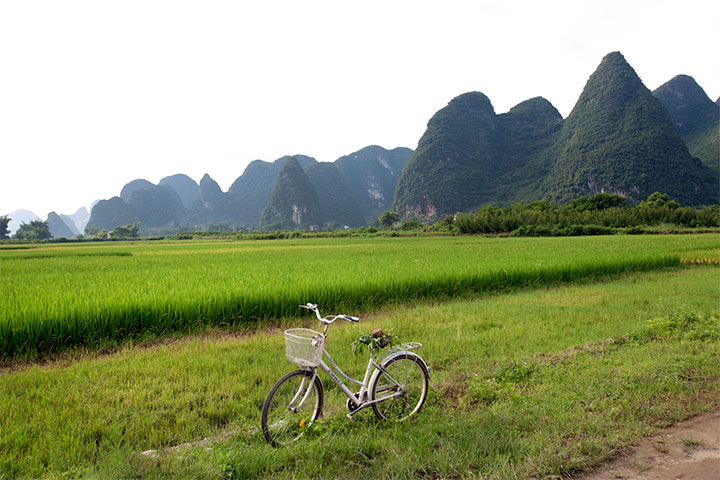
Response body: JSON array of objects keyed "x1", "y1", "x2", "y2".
[{"x1": 1, "y1": 0, "x2": 718, "y2": 218}]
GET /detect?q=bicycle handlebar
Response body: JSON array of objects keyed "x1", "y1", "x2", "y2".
[{"x1": 300, "y1": 303, "x2": 359, "y2": 324}]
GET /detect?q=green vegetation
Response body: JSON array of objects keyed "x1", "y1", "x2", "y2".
[
  {"x1": 4, "y1": 235, "x2": 716, "y2": 360},
  {"x1": 378, "y1": 210, "x2": 399, "y2": 228},
  {"x1": 453, "y1": 193, "x2": 719, "y2": 235},
  {"x1": 2, "y1": 267, "x2": 718, "y2": 478},
  {"x1": 12, "y1": 220, "x2": 51, "y2": 241},
  {"x1": 0, "y1": 215, "x2": 9, "y2": 239}
]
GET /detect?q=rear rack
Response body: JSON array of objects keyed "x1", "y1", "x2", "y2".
[{"x1": 379, "y1": 342, "x2": 422, "y2": 358}]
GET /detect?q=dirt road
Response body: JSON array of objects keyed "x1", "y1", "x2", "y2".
[{"x1": 577, "y1": 411, "x2": 720, "y2": 480}]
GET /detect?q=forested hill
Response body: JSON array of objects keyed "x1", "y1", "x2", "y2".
[
  {"x1": 392, "y1": 94, "x2": 562, "y2": 217},
  {"x1": 258, "y1": 157, "x2": 324, "y2": 230},
  {"x1": 540, "y1": 52, "x2": 717, "y2": 206},
  {"x1": 394, "y1": 51, "x2": 719, "y2": 219}
]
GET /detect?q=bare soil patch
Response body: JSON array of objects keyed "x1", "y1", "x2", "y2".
[{"x1": 576, "y1": 410, "x2": 720, "y2": 480}]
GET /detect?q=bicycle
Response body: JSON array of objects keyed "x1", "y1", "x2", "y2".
[{"x1": 261, "y1": 303, "x2": 430, "y2": 447}]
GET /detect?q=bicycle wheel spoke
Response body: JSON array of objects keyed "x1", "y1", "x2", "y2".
[
  {"x1": 262, "y1": 370, "x2": 322, "y2": 447},
  {"x1": 371, "y1": 355, "x2": 428, "y2": 422}
]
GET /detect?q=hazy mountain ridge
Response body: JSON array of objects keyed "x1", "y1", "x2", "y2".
[
  {"x1": 335, "y1": 146, "x2": 413, "y2": 222},
  {"x1": 84, "y1": 145, "x2": 410, "y2": 233},
  {"x1": 47, "y1": 212, "x2": 77, "y2": 238},
  {"x1": 159, "y1": 174, "x2": 200, "y2": 209},
  {"x1": 304, "y1": 162, "x2": 365, "y2": 227}
]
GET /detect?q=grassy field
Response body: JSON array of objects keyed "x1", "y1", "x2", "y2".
[
  {"x1": 1, "y1": 264, "x2": 718, "y2": 479},
  {"x1": 2, "y1": 235, "x2": 717, "y2": 359}
]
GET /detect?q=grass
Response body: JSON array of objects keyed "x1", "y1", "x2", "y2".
[
  {"x1": 1, "y1": 266, "x2": 718, "y2": 479},
  {"x1": 2, "y1": 234, "x2": 717, "y2": 359}
]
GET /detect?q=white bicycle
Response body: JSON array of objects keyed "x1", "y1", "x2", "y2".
[{"x1": 261, "y1": 303, "x2": 430, "y2": 447}]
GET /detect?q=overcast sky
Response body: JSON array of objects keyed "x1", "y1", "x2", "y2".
[{"x1": 1, "y1": 0, "x2": 718, "y2": 219}]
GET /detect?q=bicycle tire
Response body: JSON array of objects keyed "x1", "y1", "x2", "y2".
[
  {"x1": 261, "y1": 369, "x2": 324, "y2": 447},
  {"x1": 370, "y1": 353, "x2": 429, "y2": 421}
]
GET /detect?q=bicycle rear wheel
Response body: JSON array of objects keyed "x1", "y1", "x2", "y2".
[
  {"x1": 370, "y1": 354, "x2": 428, "y2": 421},
  {"x1": 261, "y1": 369, "x2": 324, "y2": 447}
]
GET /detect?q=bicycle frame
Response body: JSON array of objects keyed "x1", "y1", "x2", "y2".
[
  {"x1": 284, "y1": 303, "x2": 425, "y2": 418},
  {"x1": 290, "y1": 343, "x2": 408, "y2": 417}
]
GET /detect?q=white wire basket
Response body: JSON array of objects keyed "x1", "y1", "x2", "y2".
[{"x1": 284, "y1": 328, "x2": 324, "y2": 367}]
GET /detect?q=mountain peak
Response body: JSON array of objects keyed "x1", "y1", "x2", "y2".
[
  {"x1": 259, "y1": 157, "x2": 323, "y2": 229},
  {"x1": 653, "y1": 74, "x2": 717, "y2": 131},
  {"x1": 653, "y1": 74, "x2": 720, "y2": 171},
  {"x1": 506, "y1": 96, "x2": 563, "y2": 122},
  {"x1": 199, "y1": 173, "x2": 223, "y2": 203},
  {"x1": 566, "y1": 51, "x2": 645, "y2": 121},
  {"x1": 599, "y1": 51, "x2": 628, "y2": 65},
  {"x1": 120, "y1": 179, "x2": 155, "y2": 203},
  {"x1": 159, "y1": 174, "x2": 199, "y2": 209}
]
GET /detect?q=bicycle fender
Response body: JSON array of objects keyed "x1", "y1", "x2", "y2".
[{"x1": 371, "y1": 350, "x2": 430, "y2": 385}]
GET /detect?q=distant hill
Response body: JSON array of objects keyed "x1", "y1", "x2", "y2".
[
  {"x1": 47, "y1": 211, "x2": 77, "y2": 238},
  {"x1": 59, "y1": 213, "x2": 80, "y2": 236},
  {"x1": 394, "y1": 92, "x2": 502, "y2": 217},
  {"x1": 4, "y1": 209, "x2": 40, "y2": 236},
  {"x1": 184, "y1": 173, "x2": 244, "y2": 227},
  {"x1": 653, "y1": 75, "x2": 719, "y2": 172},
  {"x1": 86, "y1": 197, "x2": 137, "y2": 231},
  {"x1": 334, "y1": 146, "x2": 412, "y2": 222},
  {"x1": 127, "y1": 184, "x2": 184, "y2": 228},
  {"x1": 159, "y1": 174, "x2": 200, "y2": 209},
  {"x1": 259, "y1": 157, "x2": 323, "y2": 230},
  {"x1": 90, "y1": 179, "x2": 187, "y2": 232},
  {"x1": 120, "y1": 179, "x2": 155, "y2": 203},
  {"x1": 228, "y1": 155, "x2": 318, "y2": 228},
  {"x1": 305, "y1": 162, "x2": 365, "y2": 227}
]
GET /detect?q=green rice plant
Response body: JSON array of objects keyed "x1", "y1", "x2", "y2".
[{"x1": 1, "y1": 235, "x2": 717, "y2": 359}]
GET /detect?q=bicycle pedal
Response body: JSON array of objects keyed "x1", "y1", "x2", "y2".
[{"x1": 346, "y1": 413, "x2": 358, "y2": 422}]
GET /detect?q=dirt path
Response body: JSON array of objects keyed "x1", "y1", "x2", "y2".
[{"x1": 576, "y1": 411, "x2": 720, "y2": 480}]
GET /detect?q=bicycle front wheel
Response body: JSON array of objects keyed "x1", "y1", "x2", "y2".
[
  {"x1": 261, "y1": 369, "x2": 324, "y2": 447},
  {"x1": 370, "y1": 354, "x2": 429, "y2": 421}
]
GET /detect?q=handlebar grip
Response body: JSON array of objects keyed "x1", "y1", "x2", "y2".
[{"x1": 344, "y1": 315, "x2": 360, "y2": 323}]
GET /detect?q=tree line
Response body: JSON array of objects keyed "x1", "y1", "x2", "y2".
[{"x1": 443, "y1": 192, "x2": 719, "y2": 235}]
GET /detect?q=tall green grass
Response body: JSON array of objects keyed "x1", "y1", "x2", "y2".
[
  {"x1": 1, "y1": 268, "x2": 718, "y2": 479},
  {"x1": 1, "y1": 235, "x2": 716, "y2": 359}
]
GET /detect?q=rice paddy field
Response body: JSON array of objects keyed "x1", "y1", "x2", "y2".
[
  {"x1": 1, "y1": 235, "x2": 718, "y2": 361},
  {"x1": 0, "y1": 240, "x2": 717, "y2": 478}
]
